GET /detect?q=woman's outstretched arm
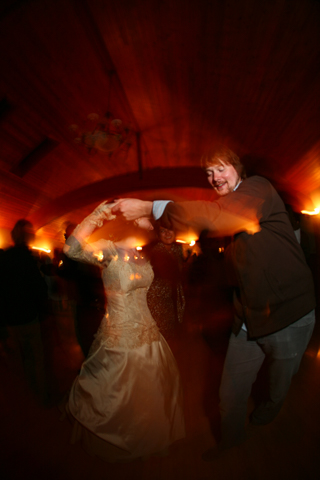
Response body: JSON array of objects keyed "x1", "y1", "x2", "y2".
[{"x1": 63, "y1": 201, "x2": 116, "y2": 263}]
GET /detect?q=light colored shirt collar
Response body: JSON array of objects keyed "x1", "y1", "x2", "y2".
[{"x1": 233, "y1": 179, "x2": 242, "y2": 192}]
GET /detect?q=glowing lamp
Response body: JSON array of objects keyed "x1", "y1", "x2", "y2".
[
  {"x1": 32, "y1": 246, "x2": 51, "y2": 253},
  {"x1": 301, "y1": 207, "x2": 320, "y2": 215},
  {"x1": 93, "y1": 250, "x2": 104, "y2": 262}
]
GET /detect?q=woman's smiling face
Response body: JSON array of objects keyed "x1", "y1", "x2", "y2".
[
  {"x1": 159, "y1": 227, "x2": 175, "y2": 245},
  {"x1": 205, "y1": 160, "x2": 241, "y2": 196}
]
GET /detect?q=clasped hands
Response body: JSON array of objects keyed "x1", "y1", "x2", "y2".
[{"x1": 111, "y1": 199, "x2": 154, "y2": 231}]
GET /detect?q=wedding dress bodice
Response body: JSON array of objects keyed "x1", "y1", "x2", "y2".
[{"x1": 66, "y1": 238, "x2": 160, "y2": 350}]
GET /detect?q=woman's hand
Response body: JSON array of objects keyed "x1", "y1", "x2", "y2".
[
  {"x1": 133, "y1": 217, "x2": 154, "y2": 231},
  {"x1": 93, "y1": 201, "x2": 117, "y2": 222}
]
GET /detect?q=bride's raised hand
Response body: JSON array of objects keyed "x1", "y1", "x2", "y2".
[
  {"x1": 92, "y1": 200, "x2": 117, "y2": 222},
  {"x1": 133, "y1": 217, "x2": 154, "y2": 231}
]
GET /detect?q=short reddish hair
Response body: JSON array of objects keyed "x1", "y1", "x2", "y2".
[{"x1": 201, "y1": 146, "x2": 246, "y2": 180}]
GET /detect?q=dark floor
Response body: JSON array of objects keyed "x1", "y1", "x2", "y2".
[{"x1": 1, "y1": 288, "x2": 320, "y2": 480}]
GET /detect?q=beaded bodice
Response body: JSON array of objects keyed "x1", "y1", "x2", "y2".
[{"x1": 66, "y1": 237, "x2": 160, "y2": 351}]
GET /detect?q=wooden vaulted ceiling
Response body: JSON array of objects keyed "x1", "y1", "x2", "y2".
[{"x1": 1, "y1": 0, "x2": 320, "y2": 245}]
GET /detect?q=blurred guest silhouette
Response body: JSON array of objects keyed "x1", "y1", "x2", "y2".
[
  {"x1": 40, "y1": 248, "x2": 66, "y2": 313},
  {"x1": 58, "y1": 223, "x2": 105, "y2": 357},
  {"x1": 0, "y1": 219, "x2": 48, "y2": 404},
  {"x1": 0, "y1": 248, "x2": 10, "y2": 357},
  {"x1": 285, "y1": 204, "x2": 301, "y2": 244},
  {"x1": 146, "y1": 225, "x2": 185, "y2": 343}
]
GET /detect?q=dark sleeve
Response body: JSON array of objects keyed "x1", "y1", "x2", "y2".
[{"x1": 161, "y1": 177, "x2": 268, "y2": 238}]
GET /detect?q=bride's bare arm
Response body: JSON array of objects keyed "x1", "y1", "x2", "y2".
[{"x1": 63, "y1": 201, "x2": 116, "y2": 257}]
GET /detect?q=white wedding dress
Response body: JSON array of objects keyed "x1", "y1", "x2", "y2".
[{"x1": 65, "y1": 235, "x2": 185, "y2": 462}]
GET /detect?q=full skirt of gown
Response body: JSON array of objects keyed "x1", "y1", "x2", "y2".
[
  {"x1": 65, "y1": 237, "x2": 185, "y2": 462},
  {"x1": 68, "y1": 334, "x2": 185, "y2": 462}
]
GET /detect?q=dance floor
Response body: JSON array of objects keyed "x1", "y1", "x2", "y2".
[{"x1": 1, "y1": 286, "x2": 320, "y2": 480}]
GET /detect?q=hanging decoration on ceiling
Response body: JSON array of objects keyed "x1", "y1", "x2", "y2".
[
  {"x1": 69, "y1": 112, "x2": 133, "y2": 154},
  {"x1": 69, "y1": 70, "x2": 134, "y2": 155}
]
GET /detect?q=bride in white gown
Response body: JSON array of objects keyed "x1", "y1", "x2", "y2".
[{"x1": 63, "y1": 201, "x2": 185, "y2": 462}]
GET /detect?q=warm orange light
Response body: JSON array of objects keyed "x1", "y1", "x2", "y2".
[
  {"x1": 32, "y1": 246, "x2": 51, "y2": 253},
  {"x1": 93, "y1": 250, "x2": 104, "y2": 262},
  {"x1": 245, "y1": 222, "x2": 261, "y2": 235},
  {"x1": 301, "y1": 207, "x2": 320, "y2": 216},
  {"x1": 136, "y1": 246, "x2": 142, "y2": 251},
  {"x1": 176, "y1": 238, "x2": 197, "y2": 246}
]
